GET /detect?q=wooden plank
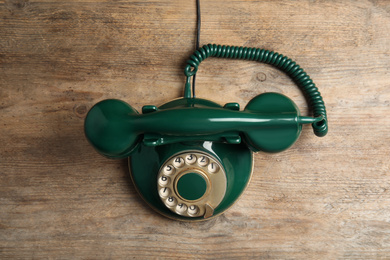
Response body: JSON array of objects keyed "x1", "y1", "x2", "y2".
[{"x1": 1, "y1": 0, "x2": 389, "y2": 258}]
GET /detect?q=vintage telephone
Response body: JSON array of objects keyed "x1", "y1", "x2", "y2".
[{"x1": 84, "y1": 44, "x2": 328, "y2": 221}]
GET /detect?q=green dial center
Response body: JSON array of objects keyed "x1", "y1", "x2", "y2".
[{"x1": 177, "y1": 172, "x2": 207, "y2": 201}]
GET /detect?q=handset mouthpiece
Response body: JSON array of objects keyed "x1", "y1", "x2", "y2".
[{"x1": 84, "y1": 99, "x2": 141, "y2": 159}]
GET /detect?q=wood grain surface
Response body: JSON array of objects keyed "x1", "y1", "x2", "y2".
[{"x1": 1, "y1": 0, "x2": 390, "y2": 259}]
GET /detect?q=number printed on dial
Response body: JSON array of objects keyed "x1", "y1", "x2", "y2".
[
  {"x1": 198, "y1": 155, "x2": 208, "y2": 166},
  {"x1": 185, "y1": 154, "x2": 197, "y2": 164},
  {"x1": 166, "y1": 196, "x2": 177, "y2": 207},
  {"x1": 208, "y1": 162, "x2": 219, "y2": 173},
  {"x1": 164, "y1": 165, "x2": 175, "y2": 175},
  {"x1": 159, "y1": 175, "x2": 169, "y2": 186},
  {"x1": 173, "y1": 157, "x2": 185, "y2": 168},
  {"x1": 159, "y1": 187, "x2": 170, "y2": 198}
]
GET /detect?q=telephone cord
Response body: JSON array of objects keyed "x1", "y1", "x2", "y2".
[{"x1": 184, "y1": 44, "x2": 328, "y2": 137}]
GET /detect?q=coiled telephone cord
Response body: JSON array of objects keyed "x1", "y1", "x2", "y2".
[{"x1": 184, "y1": 44, "x2": 328, "y2": 137}]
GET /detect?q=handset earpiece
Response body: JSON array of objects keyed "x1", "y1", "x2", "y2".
[
  {"x1": 84, "y1": 99, "x2": 141, "y2": 158},
  {"x1": 243, "y1": 92, "x2": 309, "y2": 153}
]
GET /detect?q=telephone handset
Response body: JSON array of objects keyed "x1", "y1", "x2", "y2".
[{"x1": 84, "y1": 44, "x2": 328, "y2": 221}]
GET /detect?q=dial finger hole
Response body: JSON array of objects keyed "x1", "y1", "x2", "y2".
[
  {"x1": 158, "y1": 175, "x2": 170, "y2": 186},
  {"x1": 185, "y1": 154, "x2": 197, "y2": 165},
  {"x1": 188, "y1": 205, "x2": 199, "y2": 215},
  {"x1": 208, "y1": 162, "x2": 219, "y2": 173},
  {"x1": 176, "y1": 203, "x2": 187, "y2": 214},
  {"x1": 166, "y1": 196, "x2": 177, "y2": 207},
  {"x1": 173, "y1": 157, "x2": 185, "y2": 168},
  {"x1": 159, "y1": 187, "x2": 170, "y2": 198},
  {"x1": 163, "y1": 165, "x2": 175, "y2": 175},
  {"x1": 197, "y1": 156, "x2": 209, "y2": 167}
]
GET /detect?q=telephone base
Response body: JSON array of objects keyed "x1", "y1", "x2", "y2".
[
  {"x1": 129, "y1": 141, "x2": 253, "y2": 221},
  {"x1": 127, "y1": 98, "x2": 254, "y2": 221}
]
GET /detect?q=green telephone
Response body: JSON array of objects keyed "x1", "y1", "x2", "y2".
[{"x1": 84, "y1": 44, "x2": 328, "y2": 221}]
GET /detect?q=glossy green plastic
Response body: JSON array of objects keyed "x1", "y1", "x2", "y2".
[
  {"x1": 84, "y1": 99, "x2": 140, "y2": 158},
  {"x1": 129, "y1": 141, "x2": 253, "y2": 221},
  {"x1": 128, "y1": 97, "x2": 253, "y2": 220},
  {"x1": 84, "y1": 93, "x2": 318, "y2": 158},
  {"x1": 84, "y1": 43, "x2": 329, "y2": 221},
  {"x1": 177, "y1": 173, "x2": 207, "y2": 201}
]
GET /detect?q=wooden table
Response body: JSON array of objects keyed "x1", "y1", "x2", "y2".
[{"x1": 1, "y1": 0, "x2": 389, "y2": 258}]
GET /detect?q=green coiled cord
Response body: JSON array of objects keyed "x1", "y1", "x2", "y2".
[{"x1": 184, "y1": 44, "x2": 328, "y2": 137}]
